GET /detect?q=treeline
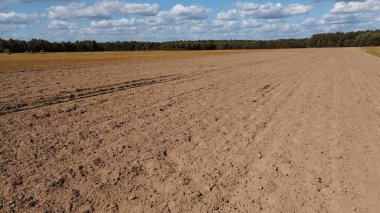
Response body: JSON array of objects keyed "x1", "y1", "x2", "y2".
[
  {"x1": 1, "y1": 30, "x2": 379, "y2": 53},
  {"x1": 308, "y1": 30, "x2": 380, "y2": 47}
]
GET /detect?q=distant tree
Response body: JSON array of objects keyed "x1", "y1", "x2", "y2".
[
  {"x1": 1, "y1": 30, "x2": 379, "y2": 53},
  {"x1": 0, "y1": 38, "x2": 5, "y2": 52}
]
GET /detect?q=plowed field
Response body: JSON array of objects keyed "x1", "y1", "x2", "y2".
[{"x1": 1, "y1": 48, "x2": 380, "y2": 212}]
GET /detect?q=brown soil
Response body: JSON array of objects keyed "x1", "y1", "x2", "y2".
[
  {"x1": 0, "y1": 50, "x2": 264, "y2": 70},
  {"x1": 1, "y1": 48, "x2": 380, "y2": 212}
]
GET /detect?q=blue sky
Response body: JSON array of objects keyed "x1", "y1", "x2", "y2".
[{"x1": 0, "y1": 0, "x2": 379, "y2": 41}]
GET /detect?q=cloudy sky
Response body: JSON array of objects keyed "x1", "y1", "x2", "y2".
[{"x1": 0, "y1": 0, "x2": 379, "y2": 41}]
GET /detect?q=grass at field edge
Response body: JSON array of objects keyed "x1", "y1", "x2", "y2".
[{"x1": 364, "y1": 47, "x2": 380, "y2": 57}]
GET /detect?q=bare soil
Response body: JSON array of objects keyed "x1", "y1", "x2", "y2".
[
  {"x1": 0, "y1": 50, "x2": 263, "y2": 70},
  {"x1": 1, "y1": 48, "x2": 380, "y2": 212}
]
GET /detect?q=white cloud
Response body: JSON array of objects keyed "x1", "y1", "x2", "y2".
[
  {"x1": 169, "y1": 4, "x2": 211, "y2": 20},
  {"x1": 217, "y1": 9, "x2": 238, "y2": 20},
  {"x1": 301, "y1": 18, "x2": 320, "y2": 26},
  {"x1": 236, "y1": 2, "x2": 313, "y2": 19},
  {"x1": 0, "y1": 11, "x2": 37, "y2": 23},
  {"x1": 120, "y1": 2, "x2": 160, "y2": 16},
  {"x1": 143, "y1": 4, "x2": 211, "y2": 28},
  {"x1": 47, "y1": 19, "x2": 77, "y2": 30},
  {"x1": 1, "y1": 0, "x2": 73, "y2": 10},
  {"x1": 191, "y1": 19, "x2": 240, "y2": 33},
  {"x1": 322, "y1": 0, "x2": 380, "y2": 25},
  {"x1": 90, "y1": 18, "x2": 142, "y2": 29},
  {"x1": 75, "y1": 4, "x2": 212, "y2": 40},
  {"x1": 241, "y1": 19, "x2": 275, "y2": 29},
  {"x1": 48, "y1": 1, "x2": 160, "y2": 20},
  {"x1": 330, "y1": 0, "x2": 380, "y2": 14}
]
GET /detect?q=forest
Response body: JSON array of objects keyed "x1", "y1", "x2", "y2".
[{"x1": 1, "y1": 30, "x2": 379, "y2": 53}]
